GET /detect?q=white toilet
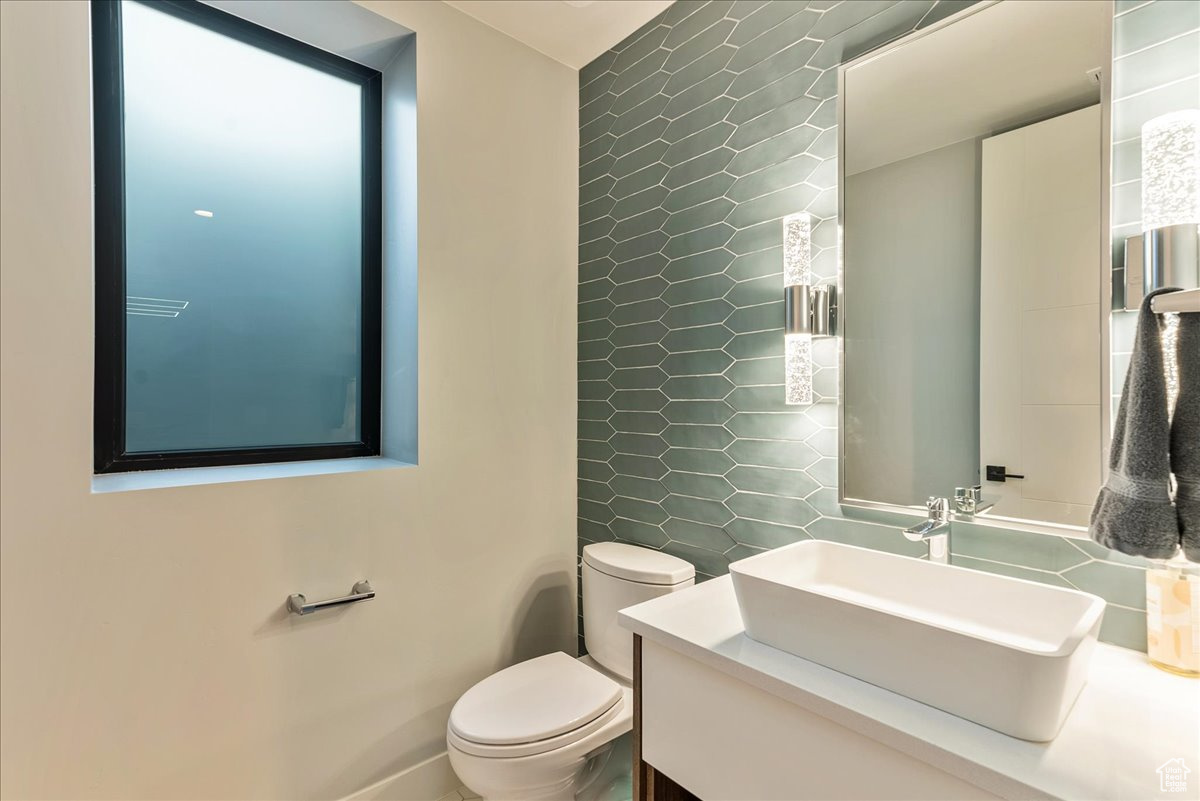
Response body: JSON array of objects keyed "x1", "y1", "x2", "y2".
[{"x1": 447, "y1": 543, "x2": 695, "y2": 801}]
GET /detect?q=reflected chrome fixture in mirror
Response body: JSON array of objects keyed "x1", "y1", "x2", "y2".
[
  {"x1": 903, "y1": 497, "x2": 951, "y2": 564},
  {"x1": 1141, "y1": 110, "x2": 1200, "y2": 298},
  {"x1": 954, "y1": 485, "x2": 994, "y2": 516},
  {"x1": 783, "y1": 212, "x2": 838, "y2": 406},
  {"x1": 1124, "y1": 233, "x2": 1145, "y2": 309},
  {"x1": 810, "y1": 285, "x2": 837, "y2": 337}
]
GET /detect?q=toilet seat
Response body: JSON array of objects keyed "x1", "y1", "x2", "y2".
[
  {"x1": 448, "y1": 652, "x2": 623, "y2": 759},
  {"x1": 447, "y1": 696, "x2": 623, "y2": 758}
]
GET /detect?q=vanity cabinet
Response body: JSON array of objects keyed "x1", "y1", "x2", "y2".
[
  {"x1": 623, "y1": 576, "x2": 1199, "y2": 801},
  {"x1": 632, "y1": 635, "x2": 999, "y2": 801},
  {"x1": 632, "y1": 638, "x2": 700, "y2": 801}
]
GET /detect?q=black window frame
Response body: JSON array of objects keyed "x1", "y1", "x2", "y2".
[{"x1": 92, "y1": 0, "x2": 383, "y2": 474}]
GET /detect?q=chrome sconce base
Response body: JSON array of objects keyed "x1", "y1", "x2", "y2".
[
  {"x1": 785, "y1": 283, "x2": 838, "y2": 336},
  {"x1": 1145, "y1": 223, "x2": 1199, "y2": 297}
]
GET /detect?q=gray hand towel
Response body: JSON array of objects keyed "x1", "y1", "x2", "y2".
[
  {"x1": 1089, "y1": 288, "x2": 1180, "y2": 559},
  {"x1": 1172, "y1": 306, "x2": 1200, "y2": 561}
]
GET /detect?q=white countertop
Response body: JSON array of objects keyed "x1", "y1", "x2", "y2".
[{"x1": 619, "y1": 576, "x2": 1200, "y2": 801}]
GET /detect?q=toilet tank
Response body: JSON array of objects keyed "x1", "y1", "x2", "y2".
[{"x1": 582, "y1": 542, "x2": 695, "y2": 681}]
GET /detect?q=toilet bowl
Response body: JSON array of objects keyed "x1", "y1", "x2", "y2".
[{"x1": 447, "y1": 543, "x2": 695, "y2": 801}]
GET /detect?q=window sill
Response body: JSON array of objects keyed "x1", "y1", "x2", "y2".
[{"x1": 91, "y1": 456, "x2": 413, "y2": 493}]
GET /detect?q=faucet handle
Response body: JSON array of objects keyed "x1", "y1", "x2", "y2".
[{"x1": 927, "y1": 496, "x2": 948, "y2": 512}]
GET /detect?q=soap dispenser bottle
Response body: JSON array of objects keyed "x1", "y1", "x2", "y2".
[{"x1": 1146, "y1": 556, "x2": 1199, "y2": 676}]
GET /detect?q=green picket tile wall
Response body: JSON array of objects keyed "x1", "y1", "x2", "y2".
[{"x1": 578, "y1": 0, "x2": 1161, "y2": 655}]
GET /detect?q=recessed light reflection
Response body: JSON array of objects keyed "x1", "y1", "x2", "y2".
[{"x1": 194, "y1": 209, "x2": 214, "y2": 218}]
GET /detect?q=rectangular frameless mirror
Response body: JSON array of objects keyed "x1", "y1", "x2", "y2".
[{"x1": 838, "y1": 0, "x2": 1112, "y2": 536}]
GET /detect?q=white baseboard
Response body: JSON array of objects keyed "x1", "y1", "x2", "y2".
[{"x1": 339, "y1": 751, "x2": 461, "y2": 801}]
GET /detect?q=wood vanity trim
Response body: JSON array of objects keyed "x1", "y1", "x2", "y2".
[
  {"x1": 633, "y1": 634, "x2": 647, "y2": 800},
  {"x1": 633, "y1": 634, "x2": 701, "y2": 801}
]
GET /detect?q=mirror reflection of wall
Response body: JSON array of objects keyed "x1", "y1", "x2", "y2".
[
  {"x1": 841, "y1": 0, "x2": 1109, "y2": 528},
  {"x1": 979, "y1": 107, "x2": 1102, "y2": 527},
  {"x1": 843, "y1": 139, "x2": 981, "y2": 507}
]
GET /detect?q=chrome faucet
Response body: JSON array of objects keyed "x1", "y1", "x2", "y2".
[{"x1": 903, "y1": 496, "x2": 951, "y2": 564}]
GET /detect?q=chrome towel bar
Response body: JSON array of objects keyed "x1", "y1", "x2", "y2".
[
  {"x1": 1151, "y1": 287, "x2": 1200, "y2": 314},
  {"x1": 288, "y1": 580, "x2": 374, "y2": 615}
]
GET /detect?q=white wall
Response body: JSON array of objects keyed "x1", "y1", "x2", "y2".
[{"x1": 0, "y1": 1, "x2": 578, "y2": 798}]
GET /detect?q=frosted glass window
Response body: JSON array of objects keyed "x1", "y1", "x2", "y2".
[{"x1": 93, "y1": 0, "x2": 382, "y2": 473}]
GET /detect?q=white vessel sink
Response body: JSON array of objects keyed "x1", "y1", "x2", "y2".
[{"x1": 729, "y1": 540, "x2": 1106, "y2": 741}]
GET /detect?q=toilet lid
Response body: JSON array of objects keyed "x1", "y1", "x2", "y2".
[
  {"x1": 448, "y1": 652, "x2": 621, "y2": 746},
  {"x1": 583, "y1": 542, "x2": 695, "y2": 585}
]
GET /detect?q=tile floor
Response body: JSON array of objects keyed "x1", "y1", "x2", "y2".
[{"x1": 436, "y1": 787, "x2": 481, "y2": 801}]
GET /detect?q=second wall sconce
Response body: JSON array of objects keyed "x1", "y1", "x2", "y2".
[
  {"x1": 783, "y1": 212, "x2": 838, "y2": 406},
  {"x1": 1124, "y1": 109, "x2": 1200, "y2": 308}
]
